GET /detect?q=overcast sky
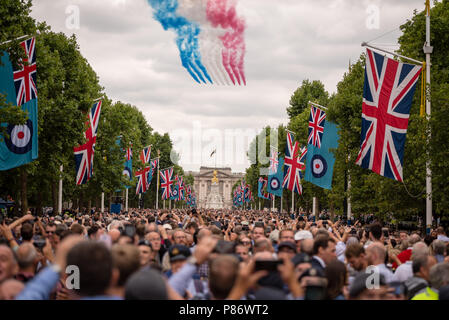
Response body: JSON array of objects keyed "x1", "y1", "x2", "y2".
[{"x1": 31, "y1": 0, "x2": 425, "y2": 173}]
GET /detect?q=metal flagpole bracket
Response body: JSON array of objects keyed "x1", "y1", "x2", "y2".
[
  {"x1": 423, "y1": 44, "x2": 433, "y2": 54},
  {"x1": 309, "y1": 101, "x2": 328, "y2": 110},
  {"x1": 0, "y1": 34, "x2": 31, "y2": 46},
  {"x1": 361, "y1": 42, "x2": 423, "y2": 65}
]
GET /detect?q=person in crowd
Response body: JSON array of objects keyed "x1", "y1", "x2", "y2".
[
  {"x1": 412, "y1": 263, "x2": 449, "y2": 300},
  {"x1": 311, "y1": 235, "x2": 337, "y2": 274},
  {"x1": 0, "y1": 207, "x2": 447, "y2": 301}
]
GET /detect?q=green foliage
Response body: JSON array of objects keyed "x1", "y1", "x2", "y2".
[
  {"x1": 0, "y1": 0, "x2": 37, "y2": 135},
  {"x1": 286, "y1": 79, "x2": 330, "y2": 119}
]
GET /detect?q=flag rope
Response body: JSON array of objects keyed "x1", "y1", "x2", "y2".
[
  {"x1": 402, "y1": 180, "x2": 426, "y2": 199},
  {"x1": 420, "y1": 62, "x2": 427, "y2": 117}
]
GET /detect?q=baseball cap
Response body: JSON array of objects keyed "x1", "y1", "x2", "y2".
[
  {"x1": 277, "y1": 241, "x2": 297, "y2": 253},
  {"x1": 291, "y1": 253, "x2": 312, "y2": 266},
  {"x1": 163, "y1": 223, "x2": 172, "y2": 230},
  {"x1": 298, "y1": 267, "x2": 325, "y2": 281},
  {"x1": 295, "y1": 230, "x2": 313, "y2": 241},
  {"x1": 169, "y1": 244, "x2": 191, "y2": 262}
]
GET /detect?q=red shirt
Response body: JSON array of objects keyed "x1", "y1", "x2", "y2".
[{"x1": 392, "y1": 248, "x2": 412, "y2": 270}]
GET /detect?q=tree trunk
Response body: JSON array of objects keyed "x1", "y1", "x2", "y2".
[
  {"x1": 52, "y1": 181, "x2": 58, "y2": 214},
  {"x1": 330, "y1": 201, "x2": 335, "y2": 221},
  {"x1": 87, "y1": 199, "x2": 92, "y2": 213},
  {"x1": 20, "y1": 168, "x2": 28, "y2": 215},
  {"x1": 36, "y1": 190, "x2": 43, "y2": 217}
]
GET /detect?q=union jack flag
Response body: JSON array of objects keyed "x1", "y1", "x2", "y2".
[
  {"x1": 135, "y1": 166, "x2": 151, "y2": 194},
  {"x1": 244, "y1": 185, "x2": 252, "y2": 202},
  {"x1": 140, "y1": 146, "x2": 151, "y2": 165},
  {"x1": 160, "y1": 168, "x2": 174, "y2": 200},
  {"x1": 150, "y1": 158, "x2": 159, "y2": 173},
  {"x1": 73, "y1": 101, "x2": 102, "y2": 185},
  {"x1": 308, "y1": 105, "x2": 326, "y2": 148},
  {"x1": 269, "y1": 147, "x2": 279, "y2": 174},
  {"x1": 258, "y1": 177, "x2": 273, "y2": 200},
  {"x1": 355, "y1": 49, "x2": 422, "y2": 182},
  {"x1": 13, "y1": 37, "x2": 37, "y2": 106},
  {"x1": 283, "y1": 131, "x2": 306, "y2": 194},
  {"x1": 186, "y1": 185, "x2": 191, "y2": 196},
  {"x1": 177, "y1": 176, "x2": 185, "y2": 201}
]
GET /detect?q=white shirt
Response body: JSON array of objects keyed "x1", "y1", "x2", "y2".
[
  {"x1": 437, "y1": 235, "x2": 449, "y2": 242},
  {"x1": 336, "y1": 241, "x2": 346, "y2": 263},
  {"x1": 375, "y1": 263, "x2": 394, "y2": 283},
  {"x1": 392, "y1": 261, "x2": 413, "y2": 283}
]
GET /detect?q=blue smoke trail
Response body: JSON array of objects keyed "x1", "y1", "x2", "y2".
[{"x1": 147, "y1": 0, "x2": 213, "y2": 84}]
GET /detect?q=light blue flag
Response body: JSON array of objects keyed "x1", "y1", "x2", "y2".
[
  {"x1": 305, "y1": 121, "x2": 340, "y2": 190},
  {"x1": 0, "y1": 51, "x2": 38, "y2": 170},
  {"x1": 267, "y1": 156, "x2": 284, "y2": 197},
  {"x1": 170, "y1": 183, "x2": 179, "y2": 201}
]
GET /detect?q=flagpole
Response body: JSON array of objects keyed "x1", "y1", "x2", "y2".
[
  {"x1": 0, "y1": 34, "x2": 31, "y2": 46},
  {"x1": 424, "y1": 0, "x2": 433, "y2": 233},
  {"x1": 312, "y1": 197, "x2": 317, "y2": 217},
  {"x1": 308, "y1": 101, "x2": 328, "y2": 110},
  {"x1": 58, "y1": 165, "x2": 63, "y2": 214},
  {"x1": 280, "y1": 195, "x2": 283, "y2": 213},
  {"x1": 101, "y1": 192, "x2": 104, "y2": 213},
  {"x1": 156, "y1": 150, "x2": 160, "y2": 210},
  {"x1": 125, "y1": 188, "x2": 128, "y2": 212},
  {"x1": 291, "y1": 190, "x2": 294, "y2": 214}
]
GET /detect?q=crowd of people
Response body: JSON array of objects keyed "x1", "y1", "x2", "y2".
[{"x1": 0, "y1": 207, "x2": 449, "y2": 300}]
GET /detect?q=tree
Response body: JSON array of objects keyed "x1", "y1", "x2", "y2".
[
  {"x1": 398, "y1": 0, "x2": 449, "y2": 225},
  {"x1": 0, "y1": 0, "x2": 37, "y2": 135}
]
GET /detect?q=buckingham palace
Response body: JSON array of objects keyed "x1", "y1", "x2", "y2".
[{"x1": 185, "y1": 167, "x2": 245, "y2": 209}]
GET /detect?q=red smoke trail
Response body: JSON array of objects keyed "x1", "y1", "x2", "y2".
[{"x1": 206, "y1": 0, "x2": 246, "y2": 85}]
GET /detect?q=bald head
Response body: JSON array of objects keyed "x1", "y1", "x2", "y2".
[
  {"x1": 366, "y1": 243, "x2": 386, "y2": 265},
  {"x1": 411, "y1": 242, "x2": 429, "y2": 259},
  {"x1": 409, "y1": 234, "x2": 421, "y2": 246},
  {"x1": 0, "y1": 245, "x2": 18, "y2": 282},
  {"x1": 16, "y1": 243, "x2": 37, "y2": 271},
  {"x1": 254, "y1": 237, "x2": 274, "y2": 254},
  {"x1": 300, "y1": 238, "x2": 314, "y2": 256},
  {"x1": 197, "y1": 228, "x2": 212, "y2": 242},
  {"x1": 109, "y1": 229, "x2": 121, "y2": 243}
]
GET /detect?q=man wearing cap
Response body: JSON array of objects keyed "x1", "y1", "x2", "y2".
[
  {"x1": 165, "y1": 244, "x2": 191, "y2": 278},
  {"x1": 292, "y1": 253, "x2": 312, "y2": 279},
  {"x1": 294, "y1": 230, "x2": 313, "y2": 254},
  {"x1": 277, "y1": 242, "x2": 297, "y2": 261}
]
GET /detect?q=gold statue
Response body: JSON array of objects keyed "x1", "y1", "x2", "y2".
[{"x1": 212, "y1": 170, "x2": 219, "y2": 184}]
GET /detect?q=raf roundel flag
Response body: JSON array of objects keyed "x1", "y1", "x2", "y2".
[
  {"x1": 267, "y1": 156, "x2": 284, "y2": 197},
  {"x1": 0, "y1": 38, "x2": 38, "y2": 171},
  {"x1": 305, "y1": 121, "x2": 340, "y2": 190}
]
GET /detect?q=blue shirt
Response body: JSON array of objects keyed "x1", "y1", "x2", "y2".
[{"x1": 16, "y1": 265, "x2": 123, "y2": 300}]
